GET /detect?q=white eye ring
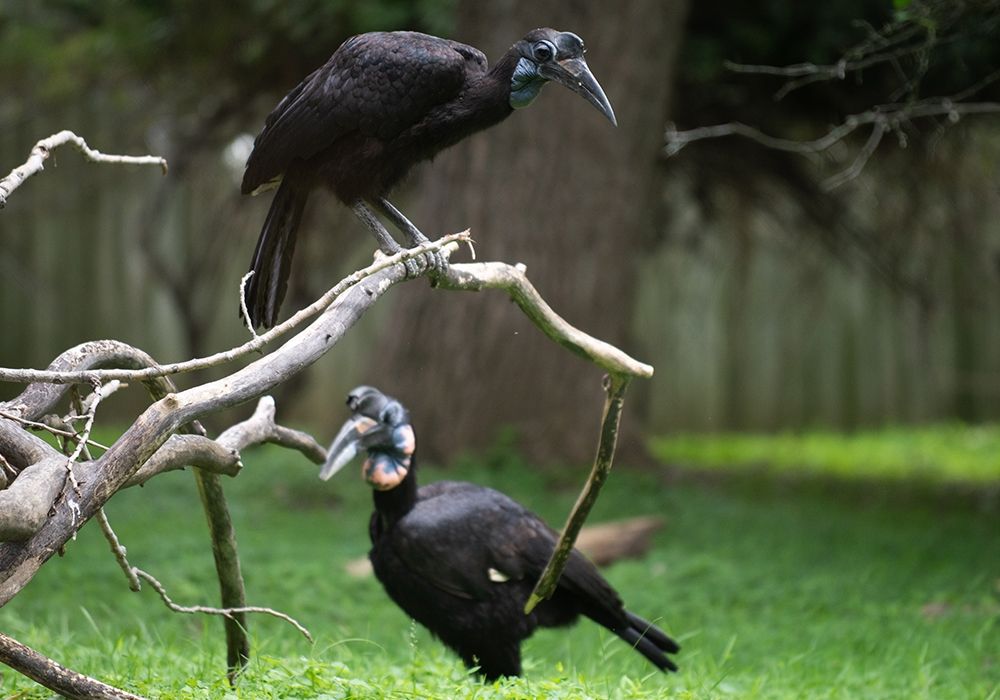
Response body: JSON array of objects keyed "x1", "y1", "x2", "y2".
[{"x1": 533, "y1": 41, "x2": 556, "y2": 62}]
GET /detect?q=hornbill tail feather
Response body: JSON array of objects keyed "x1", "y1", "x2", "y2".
[
  {"x1": 243, "y1": 178, "x2": 308, "y2": 329},
  {"x1": 618, "y1": 613, "x2": 680, "y2": 672}
]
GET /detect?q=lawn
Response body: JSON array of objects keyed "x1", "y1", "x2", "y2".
[
  {"x1": 650, "y1": 423, "x2": 1000, "y2": 485},
  {"x1": 1, "y1": 433, "x2": 998, "y2": 699}
]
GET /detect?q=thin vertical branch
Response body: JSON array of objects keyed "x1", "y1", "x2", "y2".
[
  {"x1": 192, "y1": 470, "x2": 250, "y2": 683},
  {"x1": 525, "y1": 373, "x2": 631, "y2": 613}
]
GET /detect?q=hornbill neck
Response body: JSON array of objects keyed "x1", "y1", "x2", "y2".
[
  {"x1": 488, "y1": 47, "x2": 522, "y2": 86},
  {"x1": 372, "y1": 454, "x2": 419, "y2": 529},
  {"x1": 460, "y1": 48, "x2": 523, "y2": 122}
]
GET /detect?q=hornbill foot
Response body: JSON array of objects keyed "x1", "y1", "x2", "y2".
[
  {"x1": 367, "y1": 198, "x2": 446, "y2": 278},
  {"x1": 420, "y1": 248, "x2": 447, "y2": 277},
  {"x1": 403, "y1": 255, "x2": 425, "y2": 278},
  {"x1": 403, "y1": 248, "x2": 448, "y2": 279},
  {"x1": 373, "y1": 246, "x2": 438, "y2": 278}
]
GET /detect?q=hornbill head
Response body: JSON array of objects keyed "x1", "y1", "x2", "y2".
[
  {"x1": 509, "y1": 28, "x2": 617, "y2": 127},
  {"x1": 319, "y1": 386, "x2": 415, "y2": 490}
]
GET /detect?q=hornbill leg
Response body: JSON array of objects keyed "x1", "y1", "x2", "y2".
[
  {"x1": 351, "y1": 200, "x2": 423, "y2": 278},
  {"x1": 351, "y1": 200, "x2": 402, "y2": 255},
  {"x1": 373, "y1": 197, "x2": 445, "y2": 274},
  {"x1": 374, "y1": 197, "x2": 427, "y2": 245}
]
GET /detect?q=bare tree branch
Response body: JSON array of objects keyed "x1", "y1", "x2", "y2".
[
  {"x1": 665, "y1": 100, "x2": 1000, "y2": 189},
  {"x1": 0, "y1": 339, "x2": 178, "y2": 421},
  {"x1": 525, "y1": 374, "x2": 631, "y2": 612},
  {"x1": 0, "y1": 245, "x2": 654, "y2": 605},
  {"x1": 133, "y1": 568, "x2": 313, "y2": 643},
  {"x1": 0, "y1": 416, "x2": 66, "y2": 469},
  {"x1": 724, "y1": 1, "x2": 1000, "y2": 101},
  {"x1": 0, "y1": 232, "x2": 471, "y2": 386},
  {"x1": 215, "y1": 396, "x2": 326, "y2": 465},
  {"x1": 0, "y1": 630, "x2": 145, "y2": 700},
  {"x1": 437, "y1": 260, "x2": 654, "y2": 378},
  {"x1": 0, "y1": 130, "x2": 167, "y2": 209},
  {"x1": 125, "y1": 434, "x2": 242, "y2": 487},
  {"x1": 666, "y1": 1, "x2": 1000, "y2": 186},
  {"x1": 0, "y1": 456, "x2": 68, "y2": 541},
  {"x1": 0, "y1": 397, "x2": 323, "y2": 541},
  {"x1": 96, "y1": 509, "x2": 142, "y2": 591},
  {"x1": 0, "y1": 437, "x2": 240, "y2": 543}
]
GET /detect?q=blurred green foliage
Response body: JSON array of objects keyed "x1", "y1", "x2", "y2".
[
  {"x1": 0, "y1": 0, "x2": 456, "y2": 103},
  {"x1": 4, "y1": 0, "x2": 999, "y2": 156},
  {"x1": 651, "y1": 424, "x2": 1000, "y2": 485}
]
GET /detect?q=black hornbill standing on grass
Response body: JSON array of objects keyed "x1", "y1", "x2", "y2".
[
  {"x1": 241, "y1": 29, "x2": 616, "y2": 329},
  {"x1": 320, "y1": 386, "x2": 679, "y2": 681}
]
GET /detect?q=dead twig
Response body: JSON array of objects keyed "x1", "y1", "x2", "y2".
[
  {"x1": 0, "y1": 410, "x2": 111, "y2": 452},
  {"x1": 665, "y1": 100, "x2": 1000, "y2": 189},
  {"x1": 96, "y1": 509, "x2": 141, "y2": 592},
  {"x1": 133, "y1": 568, "x2": 313, "y2": 643},
  {"x1": 665, "y1": 0, "x2": 1000, "y2": 188},
  {"x1": 94, "y1": 508, "x2": 310, "y2": 641},
  {"x1": 0, "y1": 232, "x2": 472, "y2": 386},
  {"x1": 0, "y1": 130, "x2": 167, "y2": 209},
  {"x1": 238, "y1": 271, "x2": 261, "y2": 341},
  {"x1": 525, "y1": 374, "x2": 631, "y2": 612}
]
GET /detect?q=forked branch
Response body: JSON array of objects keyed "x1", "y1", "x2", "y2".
[{"x1": 0, "y1": 131, "x2": 654, "y2": 696}]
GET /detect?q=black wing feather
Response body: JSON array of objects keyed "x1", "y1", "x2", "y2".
[
  {"x1": 394, "y1": 485, "x2": 618, "y2": 609},
  {"x1": 242, "y1": 32, "x2": 477, "y2": 194},
  {"x1": 388, "y1": 481, "x2": 680, "y2": 673}
]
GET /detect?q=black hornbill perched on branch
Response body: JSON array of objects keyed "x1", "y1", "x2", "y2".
[
  {"x1": 241, "y1": 29, "x2": 616, "y2": 329},
  {"x1": 320, "y1": 386, "x2": 679, "y2": 681}
]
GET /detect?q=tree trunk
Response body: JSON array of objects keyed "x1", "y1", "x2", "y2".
[{"x1": 373, "y1": 0, "x2": 689, "y2": 463}]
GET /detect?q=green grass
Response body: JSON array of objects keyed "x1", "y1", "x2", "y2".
[
  {"x1": 2, "y1": 438, "x2": 998, "y2": 698},
  {"x1": 650, "y1": 423, "x2": 1000, "y2": 485}
]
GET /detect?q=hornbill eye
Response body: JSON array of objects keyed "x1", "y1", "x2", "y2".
[{"x1": 533, "y1": 41, "x2": 556, "y2": 62}]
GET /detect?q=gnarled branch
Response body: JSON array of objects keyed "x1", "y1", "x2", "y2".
[
  {"x1": 1, "y1": 248, "x2": 652, "y2": 600},
  {"x1": 1, "y1": 132, "x2": 655, "y2": 696}
]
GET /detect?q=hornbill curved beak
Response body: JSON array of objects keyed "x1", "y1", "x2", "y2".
[
  {"x1": 539, "y1": 57, "x2": 617, "y2": 127},
  {"x1": 319, "y1": 386, "x2": 415, "y2": 490},
  {"x1": 319, "y1": 413, "x2": 380, "y2": 480}
]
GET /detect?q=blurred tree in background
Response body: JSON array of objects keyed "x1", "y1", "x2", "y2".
[
  {"x1": 2, "y1": 0, "x2": 1000, "y2": 461},
  {"x1": 371, "y1": 0, "x2": 689, "y2": 462}
]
